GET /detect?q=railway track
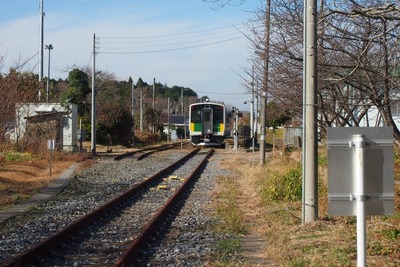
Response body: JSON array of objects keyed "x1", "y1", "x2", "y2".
[
  {"x1": 3, "y1": 148, "x2": 214, "y2": 267},
  {"x1": 113, "y1": 142, "x2": 188, "y2": 161}
]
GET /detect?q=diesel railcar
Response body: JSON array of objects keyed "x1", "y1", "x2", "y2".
[{"x1": 189, "y1": 101, "x2": 226, "y2": 146}]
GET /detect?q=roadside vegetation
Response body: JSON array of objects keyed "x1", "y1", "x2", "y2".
[
  {"x1": 213, "y1": 144, "x2": 400, "y2": 266},
  {"x1": 0, "y1": 148, "x2": 88, "y2": 210}
]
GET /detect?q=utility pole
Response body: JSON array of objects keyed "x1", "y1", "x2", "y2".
[
  {"x1": 91, "y1": 33, "x2": 97, "y2": 157},
  {"x1": 152, "y1": 78, "x2": 155, "y2": 133},
  {"x1": 38, "y1": 0, "x2": 44, "y2": 100},
  {"x1": 303, "y1": 0, "x2": 318, "y2": 223},
  {"x1": 131, "y1": 79, "x2": 135, "y2": 146},
  {"x1": 45, "y1": 44, "x2": 53, "y2": 103},
  {"x1": 259, "y1": 0, "x2": 271, "y2": 165},
  {"x1": 140, "y1": 88, "x2": 143, "y2": 131},
  {"x1": 153, "y1": 78, "x2": 155, "y2": 110},
  {"x1": 181, "y1": 87, "x2": 184, "y2": 114},
  {"x1": 181, "y1": 87, "x2": 187, "y2": 139},
  {"x1": 251, "y1": 65, "x2": 255, "y2": 152},
  {"x1": 167, "y1": 97, "x2": 170, "y2": 142}
]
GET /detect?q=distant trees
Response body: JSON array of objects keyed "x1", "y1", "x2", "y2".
[
  {"x1": 0, "y1": 69, "x2": 39, "y2": 146},
  {"x1": 0, "y1": 58, "x2": 200, "y2": 148}
]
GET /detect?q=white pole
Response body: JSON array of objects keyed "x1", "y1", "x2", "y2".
[
  {"x1": 140, "y1": 89, "x2": 143, "y2": 131},
  {"x1": 353, "y1": 134, "x2": 367, "y2": 267},
  {"x1": 91, "y1": 33, "x2": 96, "y2": 156},
  {"x1": 39, "y1": 0, "x2": 44, "y2": 82},
  {"x1": 45, "y1": 44, "x2": 53, "y2": 103}
]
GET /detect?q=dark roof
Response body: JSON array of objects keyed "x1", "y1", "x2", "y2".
[{"x1": 169, "y1": 114, "x2": 186, "y2": 124}]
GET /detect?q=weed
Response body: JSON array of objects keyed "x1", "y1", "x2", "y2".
[
  {"x1": 259, "y1": 163, "x2": 302, "y2": 202},
  {"x1": 215, "y1": 238, "x2": 242, "y2": 264}
]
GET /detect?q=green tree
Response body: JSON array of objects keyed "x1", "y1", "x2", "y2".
[
  {"x1": 266, "y1": 101, "x2": 290, "y2": 128},
  {"x1": 61, "y1": 69, "x2": 90, "y2": 108}
]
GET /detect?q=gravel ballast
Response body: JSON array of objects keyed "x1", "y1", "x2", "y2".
[{"x1": 0, "y1": 149, "x2": 231, "y2": 266}]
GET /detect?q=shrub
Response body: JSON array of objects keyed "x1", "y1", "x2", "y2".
[{"x1": 260, "y1": 163, "x2": 302, "y2": 202}]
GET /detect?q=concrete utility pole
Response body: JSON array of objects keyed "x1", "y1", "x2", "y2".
[
  {"x1": 91, "y1": 33, "x2": 97, "y2": 157},
  {"x1": 152, "y1": 78, "x2": 155, "y2": 109},
  {"x1": 131, "y1": 79, "x2": 135, "y2": 146},
  {"x1": 167, "y1": 97, "x2": 170, "y2": 142},
  {"x1": 152, "y1": 78, "x2": 155, "y2": 133},
  {"x1": 251, "y1": 65, "x2": 255, "y2": 152},
  {"x1": 259, "y1": 0, "x2": 271, "y2": 165},
  {"x1": 45, "y1": 44, "x2": 53, "y2": 103},
  {"x1": 38, "y1": 0, "x2": 44, "y2": 101},
  {"x1": 303, "y1": 0, "x2": 318, "y2": 223},
  {"x1": 181, "y1": 87, "x2": 184, "y2": 114},
  {"x1": 39, "y1": 0, "x2": 44, "y2": 83},
  {"x1": 140, "y1": 89, "x2": 143, "y2": 131}
]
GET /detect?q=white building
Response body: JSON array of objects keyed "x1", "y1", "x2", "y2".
[{"x1": 11, "y1": 103, "x2": 78, "y2": 152}]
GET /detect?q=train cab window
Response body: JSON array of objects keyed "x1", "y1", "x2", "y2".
[
  {"x1": 213, "y1": 106, "x2": 224, "y2": 123},
  {"x1": 191, "y1": 106, "x2": 202, "y2": 123}
]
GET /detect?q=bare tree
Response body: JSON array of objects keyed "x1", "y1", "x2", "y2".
[{"x1": 246, "y1": 0, "x2": 400, "y2": 139}]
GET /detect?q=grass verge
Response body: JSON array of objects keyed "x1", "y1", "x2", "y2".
[
  {"x1": 213, "y1": 147, "x2": 400, "y2": 266},
  {"x1": 212, "y1": 174, "x2": 247, "y2": 265}
]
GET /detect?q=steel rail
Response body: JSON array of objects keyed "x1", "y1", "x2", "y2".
[
  {"x1": 113, "y1": 149, "x2": 214, "y2": 266},
  {"x1": 114, "y1": 142, "x2": 185, "y2": 161},
  {"x1": 3, "y1": 148, "x2": 200, "y2": 267}
]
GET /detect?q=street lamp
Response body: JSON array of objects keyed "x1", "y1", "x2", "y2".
[{"x1": 45, "y1": 44, "x2": 53, "y2": 103}]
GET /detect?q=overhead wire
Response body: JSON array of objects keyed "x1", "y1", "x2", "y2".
[{"x1": 97, "y1": 24, "x2": 247, "y2": 54}]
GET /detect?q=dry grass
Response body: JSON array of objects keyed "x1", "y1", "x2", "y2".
[
  {"x1": 215, "y1": 148, "x2": 400, "y2": 266},
  {"x1": 0, "y1": 150, "x2": 88, "y2": 210}
]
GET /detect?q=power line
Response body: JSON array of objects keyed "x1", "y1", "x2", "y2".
[
  {"x1": 99, "y1": 24, "x2": 246, "y2": 40},
  {"x1": 97, "y1": 24, "x2": 248, "y2": 54},
  {"x1": 195, "y1": 90, "x2": 247, "y2": 95},
  {"x1": 100, "y1": 31, "x2": 242, "y2": 50},
  {"x1": 99, "y1": 36, "x2": 244, "y2": 54}
]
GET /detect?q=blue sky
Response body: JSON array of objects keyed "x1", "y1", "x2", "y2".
[{"x1": 0, "y1": 0, "x2": 261, "y2": 110}]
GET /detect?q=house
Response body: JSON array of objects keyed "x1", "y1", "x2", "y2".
[{"x1": 162, "y1": 114, "x2": 188, "y2": 140}]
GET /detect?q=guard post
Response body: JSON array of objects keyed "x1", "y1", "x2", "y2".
[{"x1": 327, "y1": 127, "x2": 394, "y2": 267}]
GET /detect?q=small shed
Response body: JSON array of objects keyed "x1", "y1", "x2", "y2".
[
  {"x1": 12, "y1": 103, "x2": 78, "y2": 152},
  {"x1": 162, "y1": 114, "x2": 188, "y2": 139}
]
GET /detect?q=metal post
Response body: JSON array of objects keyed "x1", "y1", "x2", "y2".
[
  {"x1": 45, "y1": 44, "x2": 53, "y2": 103},
  {"x1": 353, "y1": 134, "x2": 367, "y2": 267}
]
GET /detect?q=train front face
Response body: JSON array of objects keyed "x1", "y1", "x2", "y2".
[{"x1": 189, "y1": 103, "x2": 225, "y2": 146}]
